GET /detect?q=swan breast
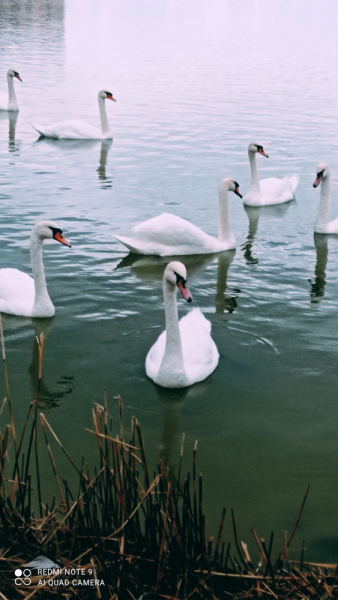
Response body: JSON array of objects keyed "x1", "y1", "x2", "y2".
[
  {"x1": 146, "y1": 308, "x2": 219, "y2": 385},
  {"x1": 0, "y1": 269, "x2": 35, "y2": 316}
]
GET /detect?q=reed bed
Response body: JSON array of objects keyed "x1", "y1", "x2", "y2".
[{"x1": 0, "y1": 313, "x2": 338, "y2": 599}]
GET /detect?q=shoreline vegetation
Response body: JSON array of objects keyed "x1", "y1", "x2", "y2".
[{"x1": 0, "y1": 314, "x2": 338, "y2": 599}]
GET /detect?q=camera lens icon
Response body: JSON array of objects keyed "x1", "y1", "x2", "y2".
[{"x1": 14, "y1": 568, "x2": 31, "y2": 585}]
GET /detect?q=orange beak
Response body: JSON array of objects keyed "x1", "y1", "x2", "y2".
[
  {"x1": 177, "y1": 280, "x2": 192, "y2": 302},
  {"x1": 15, "y1": 73, "x2": 22, "y2": 82},
  {"x1": 234, "y1": 186, "x2": 242, "y2": 198},
  {"x1": 108, "y1": 95, "x2": 116, "y2": 102},
  {"x1": 313, "y1": 176, "x2": 323, "y2": 188},
  {"x1": 54, "y1": 231, "x2": 71, "y2": 247},
  {"x1": 258, "y1": 148, "x2": 268, "y2": 157}
]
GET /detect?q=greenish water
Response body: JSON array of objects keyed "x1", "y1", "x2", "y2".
[{"x1": 1, "y1": 0, "x2": 338, "y2": 562}]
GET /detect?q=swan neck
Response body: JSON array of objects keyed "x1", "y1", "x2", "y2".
[
  {"x1": 249, "y1": 151, "x2": 260, "y2": 195},
  {"x1": 30, "y1": 234, "x2": 52, "y2": 314},
  {"x1": 315, "y1": 175, "x2": 331, "y2": 228},
  {"x1": 7, "y1": 74, "x2": 18, "y2": 110},
  {"x1": 218, "y1": 186, "x2": 233, "y2": 242},
  {"x1": 98, "y1": 96, "x2": 110, "y2": 135},
  {"x1": 158, "y1": 280, "x2": 186, "y2": 379}
]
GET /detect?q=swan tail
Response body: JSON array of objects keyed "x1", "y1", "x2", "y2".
[
  {"x1": 288, "y1": 174, "x2": 300, "y2": 195},
  {"x1": 115, "y1": 235, "x2": 143, "y2": 254},
  {"x1": 32, "y1": 124, "x2": 46, "y2": 137}
]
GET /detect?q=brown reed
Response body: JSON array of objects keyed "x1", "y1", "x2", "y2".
[{"x1": 0, "y1": 314, "x2": 338, "y2": 599}]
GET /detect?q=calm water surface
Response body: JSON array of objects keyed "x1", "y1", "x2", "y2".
[{"x1": 1, "y1": 0, "x2": 338, "y2": 562}]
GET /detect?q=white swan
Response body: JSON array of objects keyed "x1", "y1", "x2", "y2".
[
  {"x1": 0, "y1": 221, "x2": 71, "y2": 318},
  {"x1": 313, "y1": 162, "x2": 338, "y2": 234},
  {"x1": 146, "y1": 262, "x2": 219, "y2": 388},
  {"x1": 244, "y1": 142, "x2": 299, "y2": 206},
  {"x1": 0, "y1": 69, "x2": 22, "y2": 111},
  {"x1": 116, "y1": 178, "x2": 242, "y2": 256},
  {"x1": 32, "y1": 90, "x2": 116, "y2": 140}
]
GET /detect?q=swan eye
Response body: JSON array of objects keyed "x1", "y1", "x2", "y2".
[
  {"x1": 49, "y1": 226, "x2": 63, "y2": 238},
  {"x1": 174, "y1": 272, "x2": 186, "y2": 288}
]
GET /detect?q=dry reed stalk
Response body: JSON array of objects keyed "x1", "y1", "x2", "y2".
[
  {"x1": 274, "y1": 484, "x2": 310, "y2": 573},
  {"x1": 177, "y1": 433, "x2": 185, "y2": 485},
  {"x1": 154, "y1": 482, "x2": 171, "y2": 595},
  {"x1": 252, "y1": 529, "x2": 267, "y2": 566},
  {"x1": 0, "y1": 313, "x2": 17, "y2": 454},
  {"x1": 40, "y1": 413, "x2": 66, "y2": 505},
  {"x1": 33, "y1": 333, "x2": 46, "y2": 519},
  {"x1": 214, "y1": 507, "x2": 226, "y2": 562},
  {"x1": 261, "y1": 538, "x2": 274, "y2": 581}
]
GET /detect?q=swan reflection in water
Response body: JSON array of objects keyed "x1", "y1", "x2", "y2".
[
  {"x1": 97, "y1": 140, "x2": 113, "y2": 187},
  {"x1": 0, "y1": 110, "x2": 19, "y2": 153},
  {"x1": 153, "y1": 379, "x2": 214, "y2": 479},
  {"x1": 215, "y1": 250, "x2": 238, "y2": 314},
  {"x1": 242, "y1": 201, "x2": 294, "y2": 265},
  {"x1": 309, "y1": 234, "x2": 338, "y2": 303},
  {"x1": 34, "y1": 138, "x2": 113, "y2": 188},
  {"x1": 116, "y1": 249, "x2": 238, "y2": 314},
  {"x1": 0, "y1": 314, "x2": 74, "y2": 408}
]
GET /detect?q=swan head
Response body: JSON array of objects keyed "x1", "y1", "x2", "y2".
[
  {"x1": 98, "y1": 89, "x2": 116, "y2": 102},
  {"x1": 7, "y1": 68, "x2": 22, "y2": 82},
  {"x1": 313, "y1": 162, "x2": 330, "y2": 188},
  {"x1": 32, "y1": 221, "x2": 71, "y2": 247},
  {"x1": 164, "y1": 262, "x2": 192, "y2": 302},
  {"x1": 219, "y1": 177, "x2": 242, "y2": 198},
  {"x1": 248, "y1": 142, "x2": 268, "y2": 158}
]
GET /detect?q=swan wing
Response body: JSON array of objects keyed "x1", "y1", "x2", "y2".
[
  {"x1": 0, "y1": 269, "x2": 35, "y2": 316},
  {"x1": 133, "y1": 213, "x2": 212, "y2": 242},
  {"x1": 145, "y1": 330, "x2": 166, "y2": 380},
  {"x1": 325, "y1": 216, "x2": 338, "y2": 234},
  {"x1": 260, "y1": 175, "x2": 299, "y2": 204},
  {"x1": 0, "y1": 91, "x2": 8, "y2": 110},
  {"x1": 32, "y1": 120, "x2": 108, "y2": 140},
  {"x1": 180, "y1": 308, "x2": 219, "y2": 383},
  {"x1": 288, "y1": 174, "x2": 300, "y2": 195},
  {"x1": 116, "y1": 213, "x2": 222, "y2": 256}
]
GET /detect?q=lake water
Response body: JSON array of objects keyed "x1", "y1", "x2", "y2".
[{"x1": 1, "y1": 0, "x2": 338, "y2": 563}]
